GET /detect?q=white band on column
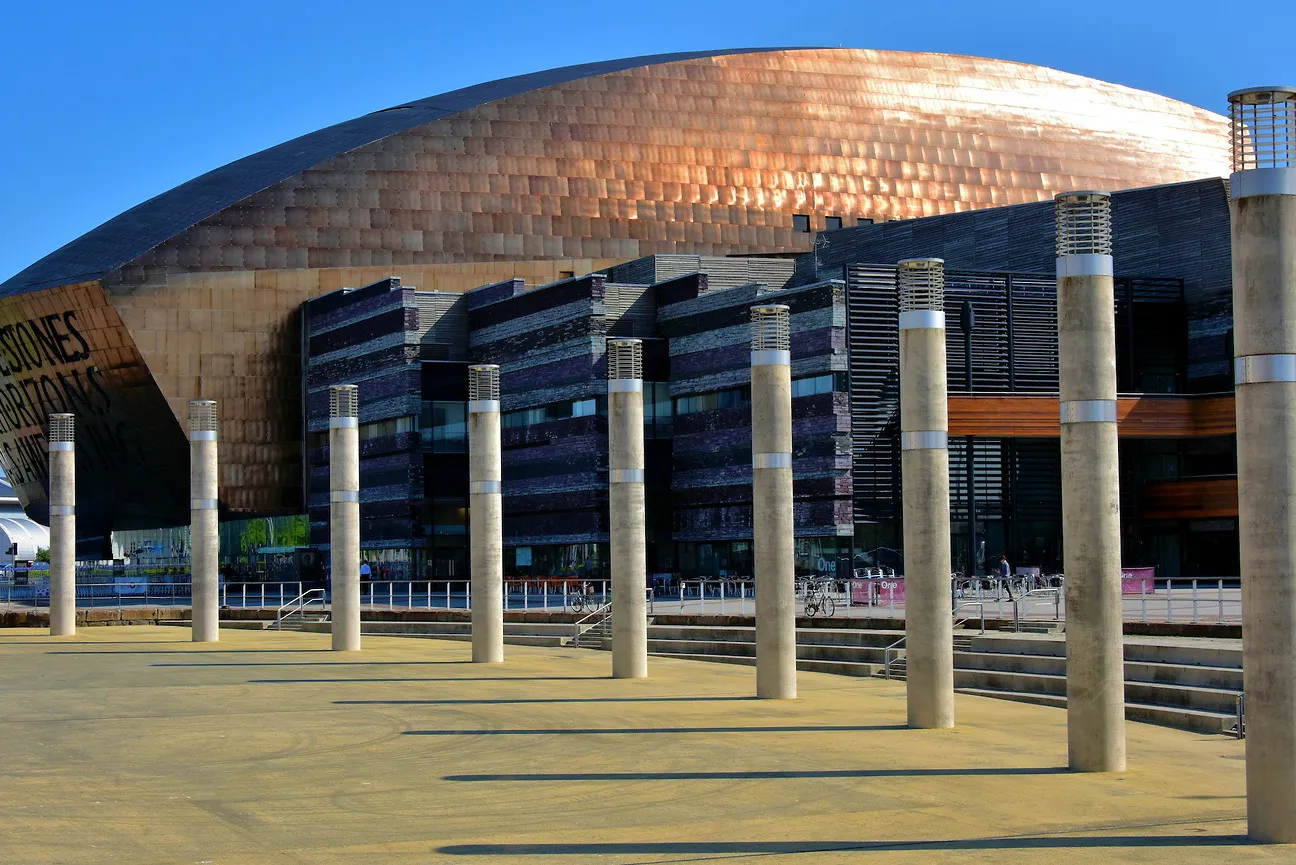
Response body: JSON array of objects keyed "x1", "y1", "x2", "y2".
[
  {"x1": 610, "y1": 469, "x2": 645, "y2": 483},
  {"x1": 1235, "y1": 354, "x2": 1296, "y2": 384},
  {"x1": 329, "y1": 417, "x2": 358, "y2": 429},
  {"x1": 1231, "y1": 168, "x2": 1296, "y2": 200},
  {"x1": 330, "y1": 490, "x2": 359, "y2": 503},
  {"x1": 751, "y1": 349, "x2": 791, "y2": 367},
  {"x1": 900, "y1": 430, "x2": 948, "y2": 450},
  {"x1": 190, "y1": 430, "x2": 217, "y2": 441},
  {"x1": 608, "y1": 380, "x2": 643, "y2": 393},
  {"x1": 468, "y1": 399, "x2": 500, "y2": 413},
  {"x1": 1056, "y1": 254, "x2": 1114, "y2": 278},
  {"x1": 898, "y1": 310, "x2": 945, "y2": 331},
  {"x1": 469, "y1": 480, "x2": 501, "y2": 494},
  {"x1": 49, "y1": 505, "x2": 74, "y2": 516},
  {"x1": 191, "y1": 498, "x2": 218, "y2": 510},
  {"x1": 752, "y1": 452, "x2": 792, "y2": 469},
  {"x1": 1060, "y1": 399, "x2": 1117, "y2": 423},
  {"x1": 47, "y1": 441, "x2": 73, "y2": 452}
]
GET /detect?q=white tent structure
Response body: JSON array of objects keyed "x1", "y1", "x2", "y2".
[{"x1": 0, "y1": 474, "x2": 48, "y2": 564}]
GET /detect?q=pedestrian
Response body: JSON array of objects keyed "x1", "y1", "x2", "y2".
[
  {"x1": 997, "y1": 554, "x2": 1011, "y2": 578},
  {"x1": 360, "y1": 560, "x2": 372, "y2": 583}
]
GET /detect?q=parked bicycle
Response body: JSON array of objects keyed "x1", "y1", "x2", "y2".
[
  {"x1": 804, "y1": 580, "x2": 836, "y2": 618},
  {"x1": 568, "y1": 583, "x2": 600, "y2": 613}
]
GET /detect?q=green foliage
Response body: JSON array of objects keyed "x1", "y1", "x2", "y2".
[
  {"x1": 35, "y1": 547, "x2": 50, "y2": 563},
  {"x1": 239, "y1": 520, "x2": 268, "y2": 554}
]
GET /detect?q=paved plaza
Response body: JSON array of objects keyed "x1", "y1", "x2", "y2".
[{"x1": 0, "y1": 626, "x2": 1280, "y2": 864}]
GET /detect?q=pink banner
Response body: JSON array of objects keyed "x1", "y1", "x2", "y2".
[
  {"x1": 1121, "y1": 567, "x2": 1156, "y2": 595},
  {"x1": 850, "y1": 578, "x2": 907, "y2": 605}
]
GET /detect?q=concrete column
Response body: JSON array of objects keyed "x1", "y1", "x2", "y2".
[
  {"x1": 1229, "y1": 86, "x2": 1296, "y2": 843},
  {"x1": 190, "y1": 400, "x2": 219, "y2": 643},
  {"x1": 751, "y1": 304, "x2": 796, "y2": 699},
  {"x1": 469, "y1": 365, "x2": 504, "y2": 663},
  {"x1": 608, "y1": 338, "x2": 648, "y2": 679},
  {"x1": 897, "y1": 259, "x2": 955, "y2": 729},
  {"x1": 1056, "y1": 190, "x2": 1126, "y2": 773},
  {"x1": 329, "y1": 385, "x2": 361, "y2": 652},
  {"x1": 47, "y1": 413, "x2": 75, "y2": 636}
]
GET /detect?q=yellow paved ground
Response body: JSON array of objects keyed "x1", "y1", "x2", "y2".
[{"x1": 0, "y1": 626, "x2": 1279, "y2": 864}]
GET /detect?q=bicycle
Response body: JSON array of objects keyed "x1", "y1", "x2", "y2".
[
  {"x1": 568, "y1": 584, "x2": 598, "y2": 613},
  {"x1": 804, "y1": 580, "x2": 836, "y2": 618}
]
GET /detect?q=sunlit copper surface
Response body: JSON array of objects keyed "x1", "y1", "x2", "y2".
[{"x1": 0, "y1": 49, "x2": 1231, "y2": 527}]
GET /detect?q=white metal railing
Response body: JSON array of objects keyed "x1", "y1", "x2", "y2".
[
  {"x1": 571, "y1": 602, "x2": 612, "y2": 647},
  {"x1": 274, "y1": 588, "x2": 327, "y2": 630},
  {"x1": 0, "y1": 580, "x2": 303, "y2": 609},
  {"x1": 0, "y1": 574, "x2": 1247, "y2": 624}
]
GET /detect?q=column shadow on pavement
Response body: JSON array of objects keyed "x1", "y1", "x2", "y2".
[
  {"x1": 405, "y1": 724, "x2": 908, "y2": 736},
  {"x1": 437, "y1": 836, "x2": 1251, "y2": 855},
  {"x1": 444, "y1": 766, "x2": 1064, "y2": 781}
]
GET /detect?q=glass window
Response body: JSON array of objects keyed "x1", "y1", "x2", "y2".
[
  {"x1": 572, "y1": 399, "x2": 596, "y2": 418},
  {"x1": 792, "y1": 214, "x2": 811, "y2": 233},
  {"x1": 425, "y1": 401, "x2": 466, "y2": 452},
  {"x1": 857, "y1": 217, "x2": 874, "y2": 226},
  {"x1": 824, "y1": 216, "x2": 843, "y2": 231}
]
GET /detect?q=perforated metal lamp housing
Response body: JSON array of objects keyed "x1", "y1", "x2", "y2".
[
  {"x1": 329, "y1": 385, "x2": 359, "y2": 424},
  {"x1": 1230, "y1": 87, "x2": 1296, "y2": 171},
  {"x1": 48, "y1": 413, "x2": 74, "y2": 443},
  {"x1": 1055, "y1": 192, "x2": 1113, "y2": 257},
  {"x1": 189, "y1": 400, "x2": 217, "y2": 434},
  {"x1": 607, "y1": 339, "x2": 644, "y2": 381},
  {"x1": 468, "y1": 365, "x2": 501, "y2": 412},
  {"x1": 897, "y1": 259, "x2": 945, "y2": 330}
]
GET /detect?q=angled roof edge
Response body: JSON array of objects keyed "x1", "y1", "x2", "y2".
[{"x1": 1, "y1": 48, "x2": 805, "y2": 299}]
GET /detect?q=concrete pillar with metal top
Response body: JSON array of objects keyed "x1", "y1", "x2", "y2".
[
  {"x1": 190, "y1": 400, "x2": 219, "y2": 643},
  {"x1": 1056, "y1": 190, "x2": 1126, "y2": 772},
  {"x1": 469, "y1": 364, "x2": 504, "y2": 663},
  {"x1": 897, "y1": 259, "x2": 955, "y2": 729},
  {"x1": 751, "y1": 304, "x2": 796, "y2": 699},
  {"x1": 47, "y1": 413, "x2": 75, "y2": 636},
  {"x1": 329, "y1": 385, "x2": 361, "y2": 652},
  {"x1": 608, "y1": 338, "x2": 648, "y2": 678},
  {"x1": 1228, "y1": 85, "x2": 1296, "y2": 843}
]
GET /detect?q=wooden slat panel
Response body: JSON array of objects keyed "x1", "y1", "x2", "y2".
[
  {"x1": 948, "y1": 394, "x2": 1236, "y2": 438},
  {"x1": 1140, "y1": 477, "x2": 1238, "y2": 519}
]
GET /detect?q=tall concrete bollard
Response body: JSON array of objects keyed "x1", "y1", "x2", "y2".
[
  {"x1": 1056, "y1": 190, "x2": 1126, "y2": 772},
  {"x1": 751, "y1": 304, "x2": 796, "y2": 699},
  {"x1": 897, "y1": 259, "x2": 955, "y2": 729},
  {"x1": 608, "y1": 338, "x2": 648, "y2": 679},
  {"x1": 329, "y1": 385, "x2": 361, "y2": 652},
  {"x1": 190, "y1": 400, "x2": 219, "y2": 642},
  {"x1": 47, "y1": 413, "x2": 75, "y2": 636},
  {"x1": 469, "y1": 364, "x2": 504, "y2": 663},
  {"x1": 1229, "y1": 85, "x2": 1296, "y2": 842}
]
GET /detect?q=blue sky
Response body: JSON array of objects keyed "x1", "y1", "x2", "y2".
[{"x1": 0, "y1": 0, "x2": 1286, "y2": 284}]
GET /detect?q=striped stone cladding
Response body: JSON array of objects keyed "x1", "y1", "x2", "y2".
[{"x1": 657, "y1": 278, "x2": 852, "y2": 542}]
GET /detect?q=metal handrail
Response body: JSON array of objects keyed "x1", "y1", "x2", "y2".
[
  {"x1": 1234, "y1": 692, "x2": 1246, "y2": 739},
  {"x1": 274, "y1": 588, "x2": 327, "y2": 630},
  {"x1": 953, "y1": 601, "x2": 986, "y2": 634},
  {"x1": 883, "y1": 634, "x2": 906, "y2": 680},
  {"x1": 571, "y1": 602, "x2": 612, "y2": 646},
  {"x1": 1011, "y1": 588, "x2": 1062, "y2": 631}
]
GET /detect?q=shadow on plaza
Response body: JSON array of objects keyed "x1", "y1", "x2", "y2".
[
  {"x1": 438, "y1": 835, "x2": 1251, "y2": 855},
  {"x1": 152, "y1": 660, "x2": 475, "y2": 667},
  {"x1": 337, "y1": 696, "x2": 756, "y2": 706},
  {"x1": 50, "y1": 649, "x2": 336, "y2": 655},
  {"x1": 445, "y1": 766, "x2": 1061, "y2": 781},
  {"x1": 251, "y1": 676, "x2": 608, "y2": 684},
  {"x1": 405, "y1": 724, "x2": 908, "y2": 736}
]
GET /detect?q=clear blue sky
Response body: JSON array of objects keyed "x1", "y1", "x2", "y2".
[{"x1": 0, "y1": 0, "x2": 1286, "y2": 284}]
